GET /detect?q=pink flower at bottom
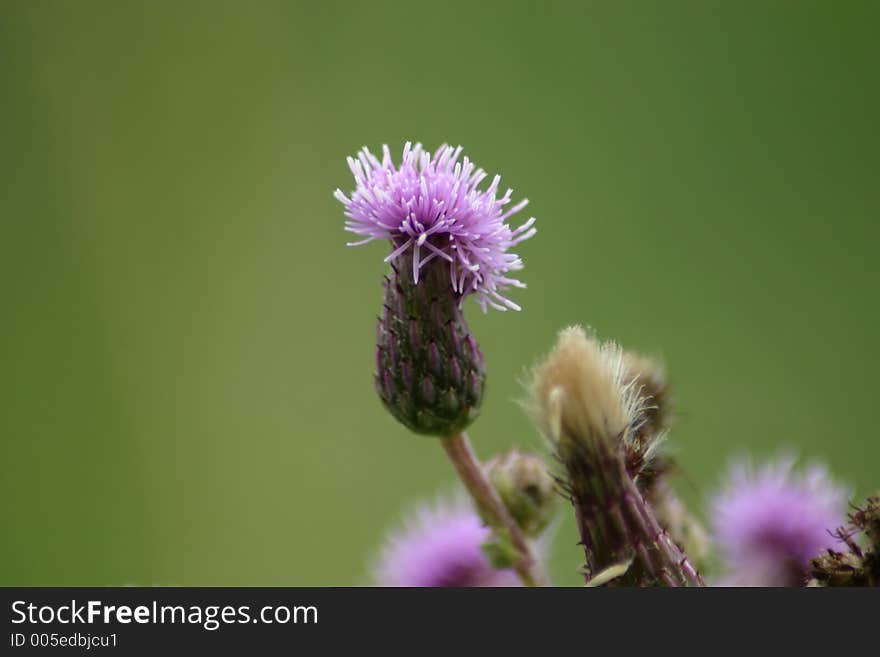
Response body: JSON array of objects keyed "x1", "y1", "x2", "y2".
[
  {"x1": 374, "y1": 495, "x2": 521, "y2": 587},
  {"x1": 711, "y1": 456, "x2": 848, "y2": 586}
]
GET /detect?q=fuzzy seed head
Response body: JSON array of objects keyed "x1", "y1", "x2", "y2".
[{"x1": 527, "y1": 327, "x2": 643, "y2": 450}]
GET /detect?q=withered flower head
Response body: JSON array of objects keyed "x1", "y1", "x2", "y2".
[
  {"x1": 527, "y1": 327, "x2": 703, "y2": 586},
  {"x1": 527, "y1": 326, "x2": 643, "y2": 453}
]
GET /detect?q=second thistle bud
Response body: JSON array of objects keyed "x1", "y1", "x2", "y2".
[
  {"x1": 527, "y1": 326, "x2": 704, "y2": 586},
  {"x1": 375, "y1": 252, "x2": 486, "y2": 436},
  {"x1": 486, "y1": 449, "x2": 557, "y2": 537}
]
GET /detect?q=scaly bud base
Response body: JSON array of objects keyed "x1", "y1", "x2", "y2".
[{"x1": 375, "y1": 252, "x2": 485, "y2": 436}]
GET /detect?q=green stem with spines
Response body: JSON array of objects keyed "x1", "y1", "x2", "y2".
[{"x1": 441, "y1": 432, "x2": 546, "y2": 587}]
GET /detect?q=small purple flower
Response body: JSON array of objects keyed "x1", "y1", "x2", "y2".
[
  {"x1": 711, "y1": 456, "x2": 848, "y2": 586},
  {"x1": 335, "y1": 142, "x2": 536, "y2": 312},
  {"x1": 374, "y1": 495, "x2": 521, "y2": 587}
]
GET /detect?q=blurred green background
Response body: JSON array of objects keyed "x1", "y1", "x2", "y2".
[{"x1": 2, "y1": 1, "x2": 877, "y2": 586}]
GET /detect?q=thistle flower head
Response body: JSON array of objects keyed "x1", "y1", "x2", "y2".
[
  {"x1": 711, "y1": 456, "x2": 848, "y2": 586},
  {"x1": 374, "y1": 495, "x2": 520, "y2": 587},
  {"x1": 335, "y1": 142, "x2": 536, "y2": 312}
]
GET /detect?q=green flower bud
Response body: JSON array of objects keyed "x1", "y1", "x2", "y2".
[{"x1": 486, "y1": 449, "x2": 556, "y2": 537}]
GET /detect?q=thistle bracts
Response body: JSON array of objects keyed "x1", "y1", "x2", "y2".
[
  {"x1": 376, "y1": 254, "x2": 485, "y2": 435},
  {"x1": 528, "y1": 327, "x2": 703, "y2": 586},
  {"x1": 810, "y1": 494, "x2": 880, "y2": 587}
]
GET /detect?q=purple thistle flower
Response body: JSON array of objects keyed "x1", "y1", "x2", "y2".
[
  {"x1": 711, "y1": 456, "x2": 848, "y2": 586},
  {"x1": 334, "y1": 142, "x2": 536, "y2": 312},
  {"x1": 374, "y1": 495, "x2": 521, "y2": 587}
]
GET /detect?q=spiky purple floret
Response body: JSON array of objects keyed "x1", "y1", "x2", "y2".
[
  {"x1": 374, "y1": 496, "x2": 520, "y2": 587},
  {"x1": 335, "y1": 142, "x2": 536, "y2": 312},
  {"x1": 711, "y1": 456, "x2": 848, "y2": 586}
]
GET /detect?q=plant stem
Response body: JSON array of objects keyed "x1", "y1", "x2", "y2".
[
  {"x1": 441, "y1": 431, "x2": 545, "y2": 586},
  {"x1": 565, "y1": 436, "x2": 704, "y2": 586}
]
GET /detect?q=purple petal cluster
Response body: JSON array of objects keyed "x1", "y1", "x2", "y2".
[
  {"x1": 335, "y1": 142, "x2": 536, "y2": 312},
  {"x1": 711, "y1": 456, "x2": 848, "y2": 586},
  {"x1": 374, "y1": 495, "x2": 520, "y2": 587}
]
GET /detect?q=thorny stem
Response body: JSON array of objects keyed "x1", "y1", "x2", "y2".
[
  {"x1": 441, "y1": 432, "x2": 546, "y2": 587},
  {"x1": 566, "y1": 436, "x2": 704, "y2": 586},
  {"x1": 620, "y1": 472, "x2": 705, "y2": 586}
]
